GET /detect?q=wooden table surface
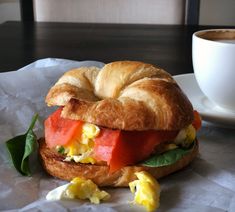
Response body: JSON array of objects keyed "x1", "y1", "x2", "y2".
[{"x1": 0, "y1": 21, "x2": 231, "y2": 75}]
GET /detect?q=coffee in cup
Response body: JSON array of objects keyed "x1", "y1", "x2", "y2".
[{"x1": 192, "y1": 29, "x2": 235, "y2": 112}]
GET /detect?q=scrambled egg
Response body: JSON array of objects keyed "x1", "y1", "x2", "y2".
[
  {"x1": 160, "y1": 143, "x2": 178, "y2": 152},
  {"x1": 46, "y1": 177, "x2": 110, "y2": 204},
  {"x1": 129, "y1": 171, "x2": 160, "y2": 212},
  {"x1": 66, "y1": 177, "x2": 110, "y2": 204},
  {"x1": 59, "y1": 123, "x2": 100, "y2": 163},
  {"x1": 174, "y1": 124, "x2": 196, "y2": 148}
]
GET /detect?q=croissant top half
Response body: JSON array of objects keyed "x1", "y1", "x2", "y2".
[{"x1": 46, "y1": 61, "x2": 193, "y2": 131}]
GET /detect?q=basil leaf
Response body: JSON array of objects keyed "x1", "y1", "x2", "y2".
[
  {"x1": 57, "y1": 146, "x2": 65, "y2": 154},
  {"x1": 21, "y1": 129, "x2": 37, "y2": 176},
  {"x1": 142, "y1": 142, "x2": 194, "y2": 167},
  {"x1": 6, "y1": 135, "x2": 27, "y2": 175},
  {"x1": 5, "y1": 114, "x2": 38, "y2": 176},
  {"x1": 27, "y1": 113, "x2": 38, "y2": 133}
]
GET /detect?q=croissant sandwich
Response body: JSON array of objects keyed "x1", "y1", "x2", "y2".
[{"x1": 39, "y1": 61, "x2": 201, "y2": 187}]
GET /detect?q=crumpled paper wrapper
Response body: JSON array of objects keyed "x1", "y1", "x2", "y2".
[{"x1": 1, "y1": 58, "x2": 235, "y2": 212}]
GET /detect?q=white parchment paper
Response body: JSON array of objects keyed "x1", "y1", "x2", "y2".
[{"x1": 0, "y1": 58, "x2": 235, "y2": 212}]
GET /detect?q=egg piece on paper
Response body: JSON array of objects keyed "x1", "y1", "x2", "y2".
[
  {"x1": 46, "y1": 177, "x2": 110, "y2": 204},
  {"x1": 129, "y1": 171, "x2": 160, "y2": 212}
]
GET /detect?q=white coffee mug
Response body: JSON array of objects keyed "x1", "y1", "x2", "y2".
[{"x1": 192, "y1": 29, "x2": 235, "y2": 112}]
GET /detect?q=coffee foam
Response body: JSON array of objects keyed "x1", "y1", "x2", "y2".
[{"x1": 197, "y1": 30, "x2": 235, "y2": 41}]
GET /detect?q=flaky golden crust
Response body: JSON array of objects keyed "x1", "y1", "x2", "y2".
[
  {"x1": 46, "y1": 67, "x2": 100, "y2": 106},
  {"x1": 38, "y1": 138, "x2": 199, "y2": 187},
  {"x1": 46, "y1": 61, "x2": 193, "y2": 130}
]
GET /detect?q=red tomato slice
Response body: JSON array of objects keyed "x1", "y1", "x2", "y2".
[
  {"x1": 44, "y1": 108, "x2": 83, "y2": 148},
  {"x1": 94, "y1": 129, "x2": 121, "y2": 162},
  {"x1": 192, "y1": 110, "x2": 202, "y2": 130},
  {"x1": 94, "y1": 129, "x2": 178, "y2": 172}
]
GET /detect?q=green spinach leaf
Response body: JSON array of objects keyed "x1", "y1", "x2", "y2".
[
  {"x1": 6, "y1": 114, "x2": 38, "y2": 176},
  {"x1": 142, "y1": 142, "x2": 194, "y2": 167}
]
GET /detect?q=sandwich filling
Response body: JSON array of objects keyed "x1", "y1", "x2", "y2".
[{"x1": 45, "y1": 108, "x2": 201, "y2": 172}]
